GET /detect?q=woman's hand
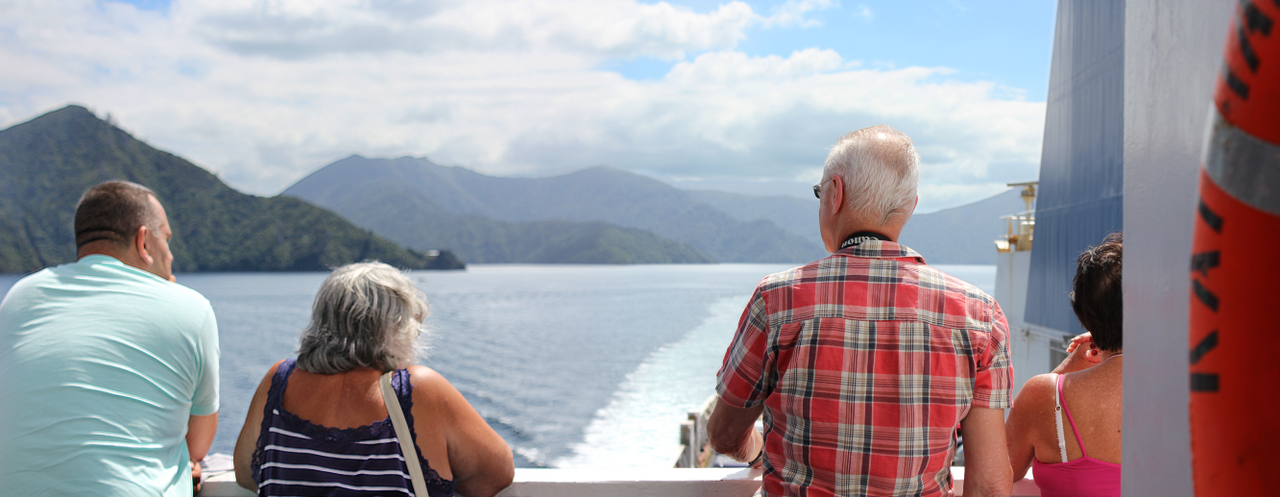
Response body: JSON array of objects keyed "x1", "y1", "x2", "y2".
[
  {"x1": 1066, "y1": 332, "x2": 1093, "y2": 354},
  {"x1": 1054, "y1": 332, "x2": 1100, "y2": 374}
]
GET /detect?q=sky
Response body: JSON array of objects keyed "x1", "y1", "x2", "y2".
[{"x1": 0, "y1": 0, "x2": 1057, "y2": 212}]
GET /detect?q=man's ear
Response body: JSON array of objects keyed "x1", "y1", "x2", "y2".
[
  {"x1": 134, "y1": 225, "x2": 154, "y2": 266},
  {"x1": 829, "y1": 175, "x2": 845, "y2": 214}
]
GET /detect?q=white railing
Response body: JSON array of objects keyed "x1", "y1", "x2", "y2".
[
  {"x1": 200, "y1": 466, "x2": 1043, "y2": 496},
  {"x1": 198, "y1": 393, "x2": 1043, "y2": 497},
  {"x1": 200, "y1": 467, "x2": 763, "y2": 497}
]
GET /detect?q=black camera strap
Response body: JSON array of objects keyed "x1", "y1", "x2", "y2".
[{"x1": 840, "y1": 231, "x2": 891, "y2": 250}]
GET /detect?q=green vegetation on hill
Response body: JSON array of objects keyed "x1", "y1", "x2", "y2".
[
  {"x1": 281, "y1": 168, "x2": 710, "y2": 263},
  {"x1": 284, "y1": 156, "x2": 825, "y2": 263},
  {"x1": 687, "y1": 190, "x2": 822, "y2": 247},
  {"x1": 0, "y1": 105, "x2": 449, "y2": 273}
]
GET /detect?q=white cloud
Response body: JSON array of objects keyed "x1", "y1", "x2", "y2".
[
  {"x1": 764, "y1": 0, "x2": 836, "y2": 29},
  {"x1": 853, "y1": 4, "x2": 873, "y2": 23},
  {"x1": 177, "y1": 0, "x2": 763, "y2": 60},
  {"x1": 0, "y1": 0, "x2": 1044, "y2": 204}
]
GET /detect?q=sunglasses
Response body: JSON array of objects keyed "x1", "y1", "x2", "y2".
[{"x1": 813, "y1": 179, "x2": 828, "y2": 199}]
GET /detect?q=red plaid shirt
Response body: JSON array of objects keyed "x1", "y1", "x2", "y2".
[{"x1": 716, "y1": 241, "x2": 1012, "y2": 497}]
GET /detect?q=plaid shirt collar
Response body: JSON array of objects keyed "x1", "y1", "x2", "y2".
[{"x1": 835, "y1": 239, "x2": 927, "y2": 263}]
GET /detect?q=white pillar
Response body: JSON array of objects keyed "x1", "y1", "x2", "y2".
[{"x1": 1123, "y1": 1, "x2": 1233, "y2": 495}]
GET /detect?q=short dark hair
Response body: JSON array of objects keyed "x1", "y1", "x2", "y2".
[
  {"x1": 74, "y1": 181, "x2": 158, "y2": 250},
  {"x1": 1070, "y1": 232, "x2": 1122, "y2": 351}
]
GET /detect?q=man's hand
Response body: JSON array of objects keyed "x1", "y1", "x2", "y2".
[{"x1": 191, "y1": 460, "x2": 203, "y2": 495}]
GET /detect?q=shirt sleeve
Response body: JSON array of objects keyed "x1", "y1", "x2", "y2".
[
  {"x1": 970, "y1": 299, "x2": 1013, "y2": 409},
  {"x1": 190, "y1": 305, "x2": 220, "y2": 416},
  {"x1": 716, "y1": 282, "x2": 774, "y2": 409}
]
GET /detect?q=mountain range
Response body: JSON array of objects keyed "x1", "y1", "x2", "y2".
[
  {"x1": 0, "y1": 105, "x2": 1026, "y2": 272},
  {"x1": 899, "y1": 188, "x2": 1030, "y2": 265},
  {"x1": 0, "y1": 105, "x2": 450, "y2": 273},
  {"x1": 284, "y1": 155, "x2": 1026, "y2": 265},
  {"x1": 688, "y1": 185, "x2": 1030, "y2": 265},
  {"x1": 283, "y1": 156, "x2": 826, "y2": 264}
]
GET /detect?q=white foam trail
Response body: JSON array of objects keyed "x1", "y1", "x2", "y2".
[
  {"x1": 513, "y1": 446, "x2": 546, "y2": 467},
  {"x1": 554, "y1": 296, "x2": 746, "y2": 469}
]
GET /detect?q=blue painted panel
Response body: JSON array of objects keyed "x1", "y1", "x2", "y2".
[{"x1": 1025, "y1": 0, "x2": 1125, "y2": 334}]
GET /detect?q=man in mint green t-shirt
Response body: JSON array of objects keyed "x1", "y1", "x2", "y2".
[{"x1": 0, "y1": 181, "x2": 220, "y2": 496}]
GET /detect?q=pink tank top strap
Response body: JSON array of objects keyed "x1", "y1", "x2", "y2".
[{"x1": 1056, "y1": 373, "x2": 1088, "y2": 458}]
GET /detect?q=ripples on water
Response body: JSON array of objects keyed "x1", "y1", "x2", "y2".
[{"x1": 0, "y1": 263, "x2": 995, "y2": 469}]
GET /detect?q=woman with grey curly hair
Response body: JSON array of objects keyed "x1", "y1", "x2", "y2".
[{"x1": 234, "y1": 262, "x2": 513, "y2": 497}]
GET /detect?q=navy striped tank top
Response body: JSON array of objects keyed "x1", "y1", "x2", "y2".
[{"x1": 251, "y1": 359, "x2": 456, "y2": 497}]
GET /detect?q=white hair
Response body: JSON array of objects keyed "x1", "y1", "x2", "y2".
[
  {"x1": 823, "y1": 125, "x2": 920, "y2": 225},
  {"x1": 297, "y1": 261, "x2": 430, "y2": 374}
]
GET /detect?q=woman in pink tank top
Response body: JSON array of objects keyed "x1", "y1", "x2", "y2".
[{"x1": 1006, "y1": 233, "x2": 1123, "y2": 497}]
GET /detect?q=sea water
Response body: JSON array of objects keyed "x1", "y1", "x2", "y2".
[{"x1": 0, "y1": 263, "x2": 995, "y2": 469}]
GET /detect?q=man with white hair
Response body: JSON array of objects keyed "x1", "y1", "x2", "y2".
[{"x1": 708, "y1": 125, "x2": 1014, "y2": 497}]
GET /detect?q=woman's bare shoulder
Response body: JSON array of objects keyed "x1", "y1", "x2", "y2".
[
  {"x1": 405, "y1": 364, "x2": 443, "y2": 382},
  {"x1": 405, "y1": 365, "x2": 480, "y2": 426},
  {"x1": 405, "y1": 365, "x2": 460, "y2": 398},
  {"x1": 1024, "y1": 372, "x2": 1058, "y2": 390},
  {"x1": 1011, "y1": 373, "x2": 1058, "y2": 410},
  {"x1": 251, "y1": 359, "x2": 287, "y2": 390}
]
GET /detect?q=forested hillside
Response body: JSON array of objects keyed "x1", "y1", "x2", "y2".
[
  {"x1": 0, "y1": 105, "x2": 451, "y2": 273},
  {"x1": 284, "y1": 156, "x2": 825, "y2": 263}
]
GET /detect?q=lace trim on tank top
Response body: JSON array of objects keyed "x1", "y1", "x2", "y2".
[{"x1": 251, "y1": 358, "x2": 454, "y2": 492}]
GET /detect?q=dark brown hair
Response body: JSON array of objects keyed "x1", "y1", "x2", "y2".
[
  {"x1": 74, "y1": 181, "x2": 158, "y2": 250},
  {"x1": 1070, "y1": 232, "x2": 1123, "y2": 351}
]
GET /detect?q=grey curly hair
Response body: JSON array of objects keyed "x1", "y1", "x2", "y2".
[{"x1": 297, "y1": 261, "x2": 429, "y2": 374}]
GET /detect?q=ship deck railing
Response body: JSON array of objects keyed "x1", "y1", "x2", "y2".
[
  {"x1": 202, "y1": 397, "x2": 1046, "y2": 496},
  {"x1": 201, "y1": 466, "x2": 1044, "y2": 496}
]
